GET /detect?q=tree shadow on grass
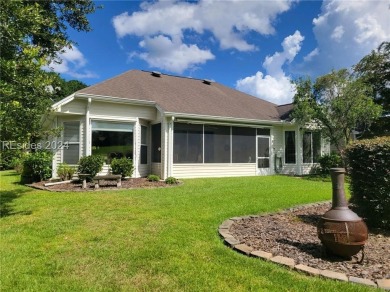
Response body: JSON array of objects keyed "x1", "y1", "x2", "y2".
[{"x1": 0, "y1": 189, "x2": 32, "y2": 217}]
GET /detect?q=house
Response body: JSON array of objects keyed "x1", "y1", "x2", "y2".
[{"x1": 49, "y1": 70, "x2": 330, "y2": 179}]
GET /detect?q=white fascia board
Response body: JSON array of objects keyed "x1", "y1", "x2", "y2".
[
  {"x1": 51, "y1": 94, "x2": 75, "y2": 110},
  {"x1": 163, "y1": 112, "x2": 290, "y2": 126},
  {"x1": 75, "y1": 93, "x2": 156, "y2": 107}
]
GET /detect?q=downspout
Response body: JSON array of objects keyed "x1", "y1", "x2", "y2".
[
  {"x1": 166, "y1": 116, "x2": 174, "y2": 178},
  {"x1": 52, "y1": 116, "x2": 58, "y2": 178},
  {"x1": 85, "y1": 98, "x2": 91, "y2": 156}
]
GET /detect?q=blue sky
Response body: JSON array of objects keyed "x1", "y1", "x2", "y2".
[{"x1": 50, "y1": 0, "x2": 390, "y2": 105}]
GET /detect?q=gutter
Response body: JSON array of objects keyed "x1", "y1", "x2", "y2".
[{"x1": 164, "y1": 112, "x2": 291, "y2": 126}]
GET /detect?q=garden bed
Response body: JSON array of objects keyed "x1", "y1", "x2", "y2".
[
  {"x1": 30, "y1": 177, "x2": 175, "y2": 191},
  {"x1": 230, "y1": 202, "x2": 390, "y2": 282}
]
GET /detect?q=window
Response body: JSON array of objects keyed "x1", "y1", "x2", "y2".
[
  {"x1": 285, "y1": 131, "x2": 296, "y2": 164},
  {"x1": 303, "y1": 131, "x2": 321, "y2": 163},
  {"x1": 204, "y1": 125, "x2": 230, "y2": 163},
  {"x1": 63, "y1": 122, "x2": 80, "y2": 164},
  {"x1": 152, "y1": 123, "x2": 161, "y2": 163},
  {"x1": 91, "y1": 121, "x2": 133, "y2": 163},
  {"x1": 141, "y1": 125, "x2": 147, "y2": 164},
  {"x1": 232, "y1": 127, "x2": 256, "y2": 163},
  {"x1": 174, "y1": 123, "x2": 203, "y2": 163}
]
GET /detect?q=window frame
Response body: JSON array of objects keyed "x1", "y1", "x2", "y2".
[
  {"x1": 62, "y1": 121, "x2": 80, "y2": 165},
  {"x1": 90, "y1": 120, "x2": 134, "y2": 163}
]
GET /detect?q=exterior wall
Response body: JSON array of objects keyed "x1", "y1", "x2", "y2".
[
  {"x1": 89, "y1": 101, "x2": 156, "y2": 121},
  {"x1": 52, "y1": 98, "x2": 158, "y2": 178},
  {"x1": 172, "y1": 163, "x2": 256, "y2": 179},
  {"x1": 51, "y1": 98, "x2": 332, "y2": 179},
  {"x1": 151, "y1": 163, "x2": 162, "y2": 178}
]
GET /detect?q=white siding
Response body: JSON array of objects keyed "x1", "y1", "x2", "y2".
[
  {"x1": 61, "y1": 99, "x2": 87, "y2": 115},
  {"x1": 89, "y1": 101, "x2": 156, "y2": 120},
  {"x1": 172, "y1": 163, "x2": 256, "y2": 179},
  {"x1": 151, "y1": 163, "x2": 162, "y2": 178}
]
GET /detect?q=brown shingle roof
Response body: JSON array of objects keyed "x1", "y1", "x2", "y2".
[{"x1": 77, "y1": 70, "x2": 283, "y2": 121}]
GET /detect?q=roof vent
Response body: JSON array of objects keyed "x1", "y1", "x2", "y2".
[
  {"x1": 151, "y1": 71, "x2": 162, "y2": 77},
  {"x1": 203, "y1": 79, "x2": 212, "y2": 85}
]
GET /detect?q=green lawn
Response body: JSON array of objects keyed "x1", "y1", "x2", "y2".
[{"x1": 0, "y1": 171, "x2": 373, "y2": 291}]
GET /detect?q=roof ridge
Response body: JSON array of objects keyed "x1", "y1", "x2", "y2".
[{"x1": 140, "y1": 69, "x2": 211, "y2": 83}]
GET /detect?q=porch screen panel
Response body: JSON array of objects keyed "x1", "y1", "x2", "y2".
[
  {"x1": 257, "y1": 137, "x2": 270, "y2": 168},
  {"x1": 141, "y1": 125, "x2": 147, "y2": 164},
  {"x1": 63, "y1": 122, "x2": 80, "y2": 164},
  {"x1": 285, "y1": 131, "x2": 296, "y2": 164},
  {"x1": 232, "y1": 127, "x2": 256, "y2": 163},
  {"x1": 174, "y1": 123, "x2": 203, "y2": 163},
  {"x1": 204, "y1": 125, "x2": 230, "y2": 163},
  {"x1": 313, "y1": 132, "x2": 321, "y2": 163},
  {"x1": 303, "y1": 132, "x2": 312, "y2": 163},
  {"x1": 152, "y1": 123, "x2": 161, "y2": 163}
]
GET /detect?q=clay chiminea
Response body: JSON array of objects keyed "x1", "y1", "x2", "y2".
[{"x1": 317, "y1": 168, "x2": 368, "y2": 258}]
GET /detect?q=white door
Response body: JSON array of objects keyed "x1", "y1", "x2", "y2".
[{"x1": 257, "y1": 136, "x2": 271, "y2": 175}]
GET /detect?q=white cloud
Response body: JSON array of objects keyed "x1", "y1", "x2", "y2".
[
  {"x1": 303, "y1": 48, "x2": 319, "y2": 62},
  {"x1": 331, "y1": 25, "x2": 344, "y2": 41},
  {"x1": 236, "y1": 31, "x2": 304, "y2": 105},
  {"x1": 302, "y1": 0, "x2": 390, "y2": 76},
  {"x1": 112, "y1": 0, "x2": 292, "y2": 73},
  {"x1": 47, "y1": 46, "x2": 98, "y2": 79},
  {"x1": 136, "y1": 35, "x2": 215, "y2": 74}
]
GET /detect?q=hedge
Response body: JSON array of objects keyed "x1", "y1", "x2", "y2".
[
  {"x1": 21, "y1": 151, "x2": 53, "y2": 183},
  {"x1": 345, "y1": 136, "x2": 390, "y2": 230}
]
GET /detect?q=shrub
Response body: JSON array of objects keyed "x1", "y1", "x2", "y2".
[
  {"x1": 345, "y1": 136, "x2": 390, "y2": 230},
  {"x1": 318, "y1": 153, "x2": 342, "y2": 174},
  {"x1": 78, "y1": 155, "x2": 104, "y2": 181},
  {"x1": 111, "y1": 158, "x2": 134, "y2": 178},
  {"x1": 147, "y1": 174, "x2": 160, "y2": 182},
  {"x1": 165, "y1": 177, "x2": 178, "y2": 184},
  {"x1": 57, "y1": 163, "x2": 76, "y2": 181},
  {"x1": 0, "y1": 149, "x2": 26, "y2": 170},
  {"x1": 21, "y1": 151, "x2": 53, "y2": 183}
]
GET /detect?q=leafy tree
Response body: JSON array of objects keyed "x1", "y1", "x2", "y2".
[
  {"x1": 354, "y1": 42, "x2": 390, "y2": 137},
  {"x1": 0, "y1": 0, "x2": 97, "y2": 145},
  {"x1": 48, "y1": 73, "x2": 88, "y2": 102},
  {"x1": 292, "y1": 69, "x2": 382, "y2": 153}
]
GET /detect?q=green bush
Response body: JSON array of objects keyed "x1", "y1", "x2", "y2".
[
  {"x1": 165, "y1": 177, "x2": 178, "y2": 184},
  {"x1": 57, "y1": 163, "x2": 76, "y2": 181},
  {"x1": 78, "y1": 155, "x2": 104, "y2": 181},
  {"x1": 0, "y1": 149, "x2": 26, "y2": 170},
  {"x1": 345, "y1": 136, "x2": 390, "y2": 230},
  {"x1": 111, "y1": 158, "x2": 134, "y2": 178},
  {"x1": 147, "y1": 174, "x2": 160, "y2": 182},
  {"x1": 318, "y1": 153, "x2": 342, "y2": 174},
  {"x1": 21, "y1": 151, "x2": 53, "y2": 183}
]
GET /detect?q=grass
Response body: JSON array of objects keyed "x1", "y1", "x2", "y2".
[{"x1": 0, "y1": 171, "x2": 373, "y2": 291}]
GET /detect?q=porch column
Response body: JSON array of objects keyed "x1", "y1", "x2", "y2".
[{"x1": 85, "y1": 98, "x2": 91, "y2": 156}]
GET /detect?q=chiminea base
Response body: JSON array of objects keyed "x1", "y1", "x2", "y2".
[{"x1": 317, "y1": 217, "x2": 368, "y2": 259}]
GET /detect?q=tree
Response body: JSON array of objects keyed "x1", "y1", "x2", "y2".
[
  {"x1": 0, "y1": 0, "x2": 97, "y2": 144},
  {"x1": 47, "y1": 72, "x2": 88, "y2": 102},
  {"x1": 292, "y1": 69, "x2": 382, "y2": 153},
  {"x1": 354, "y1": 42, "x2": 390, "y2": 137}
]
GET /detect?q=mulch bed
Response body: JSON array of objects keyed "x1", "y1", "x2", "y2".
[
  {"x1": 230, "y1": 202, "x2": 390, "y2": 281},
  {"x1": 30, "y1": 178, "x2": 174, "y2": 191}
]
